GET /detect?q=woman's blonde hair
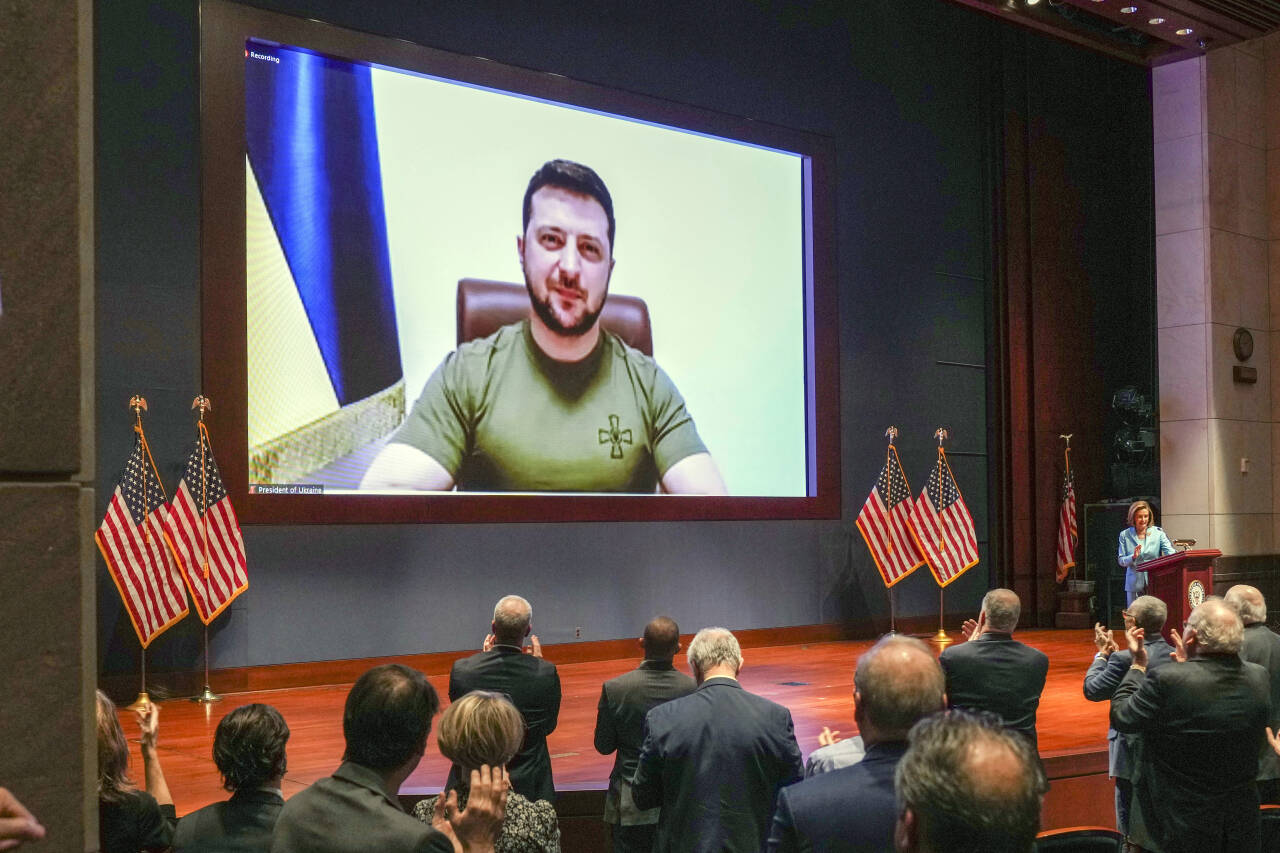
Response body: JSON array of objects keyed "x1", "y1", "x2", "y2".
[
  {"x1": 1127, "y1": 500, "x2": 1154, "y2": 528},
  {"x1": 437, "y1": 691, "x2": 525, "y2": 773},
  {"x1": 95, "y1": 689, "x2": 135, "y2": 803}
]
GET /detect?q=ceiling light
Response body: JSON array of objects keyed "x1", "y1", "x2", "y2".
[
  {"x1": 1176, "y1": 27, "x2": 1194, "y2": 35},
  {"x1": 1148, "y1": 16, "x2": 1165, "y2": 24},
  {"x1": 1120, "y1": 5, "x2": 1138, "y2": 11}
]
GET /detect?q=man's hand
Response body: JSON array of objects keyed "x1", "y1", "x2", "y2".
[
  {"x1": 1170, "y1": 628, "x2": 1187, "y2": 663},
  {"x1": 135, "y1": 702, "x2": 160, "y2": 753},
  {"x1": 0, "y1": 788, "x2": 44, "y2": 851},
  {"x1": 433, "y1": 766, "x2": 508, "y2": 853},
  {"x1": 1093, "y1": 623, "x2": 1118, "y2": 655},
  {"x1": 817, "y1": 726, "x2": 842, "y2": 747},
  {"x1": 1267, "y1": 727, "x2": 1280, "y2": 760},
  {"x1": 482, "y1": 634, "x2": 495, "y2": 653},
  {"x1": 526, "y1": 635, "x2": 542, "y2": 658},
  {"x1": 1125, "y1": 625, "x2": 1148, "y2": 669},
  {"x1": 961, "y1": 610, "x2": 985, "y2": 642}
]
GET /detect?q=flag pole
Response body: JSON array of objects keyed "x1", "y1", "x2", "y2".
[
  {"x1": 190, "y1": 396, "x2": 221, "y2": 704},
  {"x1": 932, "y1": 429, "x2": 953, "y2": 647},
  {"x1": 126, "y1": 396, "x2": 153, "y2": 712},
  {"x1": 1061, "y1": 434, "x2": 1074, "y2": 583},
  {"x1": 884, "y1": 426, "x2": 899, "y2": 635}
]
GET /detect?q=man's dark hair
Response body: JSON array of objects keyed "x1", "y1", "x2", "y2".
[
  {"x1": 342, "y1": 664, "x2": 440, "y2": 771},
  {"x1": 523, "y1": 159, "x2": 616, "y2": 249},
  {"x1": 895, "y1": 711, "x2": 1048, "y2": 853},
  {"x1": 213, "y1": 703, "x2": 290, "y2": 791},
  {"x1": 642, "y1": 616, "x2": 680, "y2": 659}
]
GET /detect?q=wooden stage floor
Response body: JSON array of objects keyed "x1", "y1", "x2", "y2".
[{"x1": 122, "y1": 629, "x2": 1116, "y2": 831}]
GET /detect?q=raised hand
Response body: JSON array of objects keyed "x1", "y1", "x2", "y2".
[
  {"x1": 1093, "y1": 623, "x2": 1117, "y2": 655},
  {"x1": 527, "y1": 634, "x2": 542, "y2": 658},
  {"x1": 0, "y1": 787, "x2": 44, "y2": 851},
  {"x1": 1169, "y1": 628, "x2": 1187, "y2": 663},
  {"x1": 482, "y1": 634, "x2": 495, "y2": 653},
  {"x1": 1124, "y1": 625, "x2": 1148, "y2": 669},
  {"x1": 817, "y1": 726, "x2": 842, "y2": 747},
  {"x1": 437, "y1": 765, "x2": 507, "y2": 853},
  {"x1": 135, "y1": 702, "x2": 160, "y2": 752},
  {"x1": 961, "y1": 618, "x2": 979, "y2": 641}
]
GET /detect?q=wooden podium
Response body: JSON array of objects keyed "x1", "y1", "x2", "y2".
[{"x1": 1141, "y1": 548, "x2": 1221, "y2": 628}]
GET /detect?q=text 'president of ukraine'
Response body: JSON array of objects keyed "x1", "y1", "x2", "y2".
[{"x1": 361, "y1": 159, "x2": 727, "y2": 495}]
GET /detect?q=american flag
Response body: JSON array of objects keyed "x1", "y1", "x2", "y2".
[
  {"x1": 909, "y1": 450, "x2": 980, "y2": 586},
  {"x1": 856, "y1": 445, "x2": 925, "y2": 587},
  {"x1": 95, "y1": 431, "x2": 189, "y2": 647},
  {"x1": 1055, "y1": 469, "x2": 1077, "y2": 583},
  {"x1": 165, "y1": 424, "x2": 248, "y2": 624}
]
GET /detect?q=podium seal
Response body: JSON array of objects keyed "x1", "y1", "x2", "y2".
[{"x1": 1187, "y1": 580, "x2": 1206, "y2": 608}]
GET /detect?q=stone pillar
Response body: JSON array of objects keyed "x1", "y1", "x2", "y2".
[
  {"x1": 1156, "y1": 41, "x2": 1272, "y2": 555},
  {"x1": 0, "y1": 1, "x2": 97, "y2": 849}
]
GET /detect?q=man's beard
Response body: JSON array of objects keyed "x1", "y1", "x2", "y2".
[{"x1": 525, "y1": 272, "x2": 607, "y2": 338}]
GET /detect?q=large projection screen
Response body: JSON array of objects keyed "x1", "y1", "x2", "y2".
[{"x1": 200, "y1": 0, "x2": 840, "y2": 523}]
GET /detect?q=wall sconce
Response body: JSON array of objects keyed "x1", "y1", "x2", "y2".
[{"x1": 1233, "y1": 327, "x2": 1256, "y2": 384}]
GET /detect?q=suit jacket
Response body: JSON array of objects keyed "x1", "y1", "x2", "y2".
[
  {"x1": 766, "y1": 740, "x2": 906, "y2": 853},
  {"x1": 1111, "y1": 655, "x2": 1270, "y2": 853},
  {"x1": 939, "y1": 631, "x2": 1049, "y2": 742},
  {"x1": 632, "y1": 678, "x2": 803, "y2": 852},
  {"x1": 1082, "y1": 636, "x2": 1175, "y2": 779},
  {"x1": 449, "y1": 646, "x2": 562, "y2": 802},
  {"x1": 594, "y1": 658, "x2": 696, "y2": 825},
  {"x1": 173, "y1": 788, "x2": 283, "y2": 852},
  {"x1": 1241, "y1": 622, "x2": 1280, "y2": 782},
  {"x1": 269, "y1": 761, "x2": 452, "y2": 853}
]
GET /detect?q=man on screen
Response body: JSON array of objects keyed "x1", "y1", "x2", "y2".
[{"x1": 359, "y1": 159, "x2": 727, "y2": 494}]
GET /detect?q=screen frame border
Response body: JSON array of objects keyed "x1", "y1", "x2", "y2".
[{"x1": 199, "y1": 0, "x2": 841, "y2": 523}]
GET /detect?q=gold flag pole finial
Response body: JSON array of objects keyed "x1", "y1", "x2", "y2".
[
  {"x1": 932, "y1": 427, "x2": 953, "y2": 647},
  {"x1": 884, "y1": 426, "x2": 899, "y2": 445},
  {"x1": 192, "y1": 395, "x2": 211, "y2": 421}
]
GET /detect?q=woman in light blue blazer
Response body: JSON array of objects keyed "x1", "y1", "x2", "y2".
[{"x1": 1117, "y1": 499, "x2": 1175, "y2": 606}]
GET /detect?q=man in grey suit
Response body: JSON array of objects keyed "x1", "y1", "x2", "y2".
[
  {"x1": 1226, "y1": 584, "x2": 1280, "y2": 804},
  {"x1": 1112, "y1": 598, "x2": 1270, "y2": 853},
  {"x1": 939, "y1": 588, "x2": 1049, "y2": 744},
  {"x1": 448, "y1": 595, "x2": 562, "y2": 802},
  {"x1": 1082, "y1": 595, "x2": 1175, "y2": 837},
  {"x1": 271, "y1": 664, "x2": 505, "y2": 853},
  {"x1": 632, "y1": 626, "x2": 803, "y2": 852},
  {"x1": 594, "y1": 616, "x2": 696, "y2": 853},
  {"x1": 173, "y1": 703, "x2": 288, "y2": 852}
]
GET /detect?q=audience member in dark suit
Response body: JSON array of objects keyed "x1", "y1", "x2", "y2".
[
  {"x1": 594, "y1": 615, "x2": 696, "y2": 853},
  {"x1": 1227, "y1": 583, "x2": 1280, "y2": 804},
  {"x1": 172, "y1": 703, "x2": 289, "y2": 852},
  {"x1": 1111, "y1": 598, "x2": 1271, "y2": 853},
  {"x1": 271, "y1": 663, "x2": 505, "y2": 853},
  {"x1": 96, "y1": 690, "x2": 176, "y2": 853},
  {"x1": 939, "y1": 588, "x2": 1049, "y2": 743},
  {"x1": 1082, "y1": 595, "x2": 1175, "y2": 837},
  {"x1": 767, "y1": 634, "x2": 944, "y2": 853},
  {"x1": 893, "y1": 710, "x2": 1048, "y2": 853},
  {"x1": 449, "y1": 595, "x2": 562, "y2": 803},
  {"x1": 415, "y1": 691, "x2": 561, "y2": 853},
  {"x1": 632, "y1": 626, "x2": 803, "y2": 852}
]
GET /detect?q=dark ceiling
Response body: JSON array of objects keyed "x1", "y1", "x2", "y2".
[{"x1": 952, "y1": 0, "x2": 1280, "y2": 64}]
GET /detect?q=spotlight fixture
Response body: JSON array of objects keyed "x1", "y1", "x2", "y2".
[
  {"x1": 1176, "y1": 27, "x2": 1194, "y2": 35},
  {"x1": 1026, "y1": 0, "x2": 1042, "y2": 6},
  {"x1": 1120, "y1": 5, "x2": 1137, "y2": 11},
  {"x1": 1148, "y1": 16, "x2": 1165, "y2": 24}
]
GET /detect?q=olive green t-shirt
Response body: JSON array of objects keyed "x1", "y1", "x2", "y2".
[{"x1": 393, "y1": 321, "x2": 708, "y2": 492}]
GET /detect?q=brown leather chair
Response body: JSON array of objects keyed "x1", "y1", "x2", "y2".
[{"x1": 456, "y1": 278, "x2": 653, "y2": 355}]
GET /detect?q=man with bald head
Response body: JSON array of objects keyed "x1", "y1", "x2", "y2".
[
  {"x1": 1112, "y1": 598, "x2": 1270, "y2": 852},
  {"x1": 447, "y1": 595, "x2": 561, "y2": 802},
  {"x1": 594, "y1": 616, "x2": 697, "y2": 853},
  {"x1": 893, "y1": 710, "x2": 1048, "y2": 853},
  {"x1": 938, "y1": 588, "x2": 1049, "y2": 743},
  {"x1": 633, "y1": 627, "x2": 803, "y2": 851},
  {"x1": 1226, "y1": 584, "x2": 1280, "y2": 803},
  {"x1": 767, "y1": 635, "x2": 945, "y2": 852}
]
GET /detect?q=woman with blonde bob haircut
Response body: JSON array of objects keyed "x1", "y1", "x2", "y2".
[
  {"x1": 415, "y1": 691, "x2": 561, "y2": 852},
  {"x1": 1118, "y1": 499, "x2": 1175, "y2": 606},
  {"x1": 95, "y1": 690, "x2": 176, "y2": 852}
]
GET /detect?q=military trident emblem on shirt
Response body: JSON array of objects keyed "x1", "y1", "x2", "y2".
[{"x1": 599, "y1": 414, "x2": 633, "y2": 459}]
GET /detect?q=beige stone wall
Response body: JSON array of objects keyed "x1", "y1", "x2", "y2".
[{"x1": 1155, "y1": 38, "x2": 1277, "y2": 556}]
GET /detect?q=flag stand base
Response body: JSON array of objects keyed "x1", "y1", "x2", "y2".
[
  {"x1": 190, "y1": 684, "x2": 221, "y2": 704},
  {"x1": 127, "y1": 692, "x2": 152, "y2": 712},
  {"x1": 931, "y1": 628, "x2": 953, "y2": 648}
]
